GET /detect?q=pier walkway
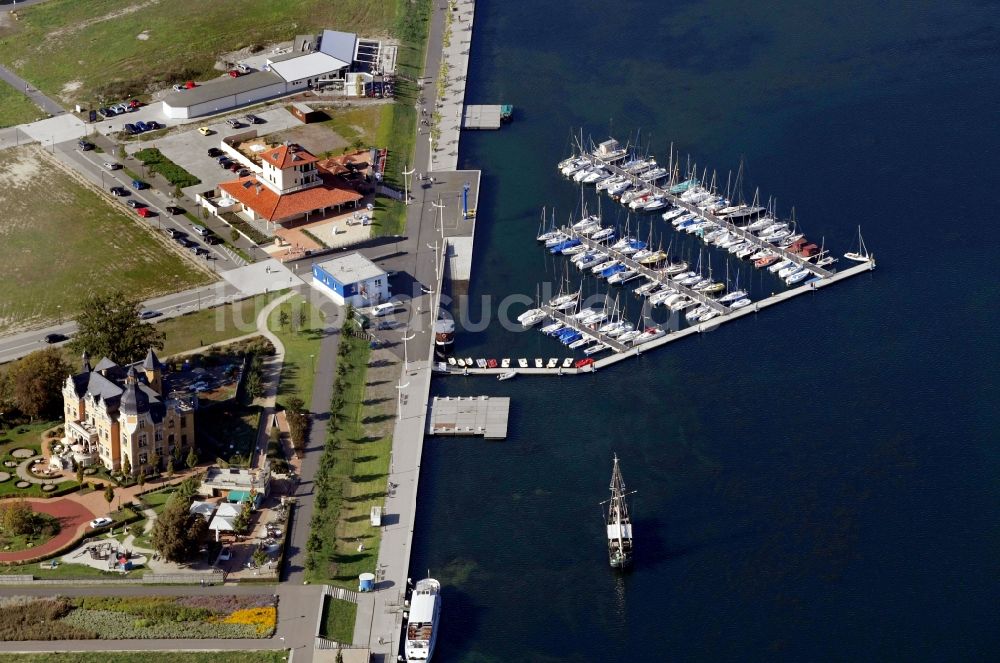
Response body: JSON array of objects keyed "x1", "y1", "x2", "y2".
[
  {"x1": 429, "y1": 0, "x2": 477, "y2": 171},
  {"x1": 581, "y1": 153, "x2": 834, "y2": 279},
  {"x1": 444, "y1": 259, "x2": 874, "y2": 378},
  {"x1": 541, "y1": 305, "x2": 629, "y2": 354},
  {"x1": 568, "y1": 229, "x2": 731, "y2": 314}
]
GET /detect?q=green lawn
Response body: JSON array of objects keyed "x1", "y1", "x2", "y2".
[
  {"x1": 320, "y1": 596, "x2": 358, "y2": 643},
  {"x1": 157, "y1": 292, "x2": 284, "y2": 356},
  {"x1": 0, "y1": 653, "x2": 284, "y2": 663},
  {"x1": 133, "y1": 148, "x2": 201, "y2": 188},
  {"x1": 0, "y1": 559, "x2": 148, "y2": 579},
  {"x1": 315, "y1": 105, "x2": 384, "y2": 156},
  {"x1": 0, "y1": 0, "x2": 401, "y2": 106},
  {"x1": 0, "y1": 81, "x2": 45, "y2": 128},
  {"x1": 307, "y1": 335, "x2": 394, "y2": 587},
  {"x1": 268, "y1": 295, "x2": 326, "y2": 410},
  {"x1": 0, "y1": 146, "x2": 212, "y2": 334}
]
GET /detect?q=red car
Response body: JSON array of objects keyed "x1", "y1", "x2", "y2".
[
  {"x1": 128, "y1": 99, "x2": 141, "y2": 109},
  {"x1": 136, "y1": 207, "x2": 152, "y2": 218},
  {"x1": 184, "y1": 80, "x2": 196, "y2": 89},
  {"x1": 228, "y1": 70, "x2": 241, "y2": 78}
]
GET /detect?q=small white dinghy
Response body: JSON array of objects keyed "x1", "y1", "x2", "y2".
[{"x1": 497, "y1": 370, "x2": 518, "y2": 381}]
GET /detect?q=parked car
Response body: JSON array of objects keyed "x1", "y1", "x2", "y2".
[
  {"x1": 128, "y1": 99, "x2": 141, "y2": 109},
  {"x1": 244, "y1": 113, "x2": 262, "y2": 124},
  {"x1": 126, "y1": 199, "x2": 144, "y2": 209},
  {"x1": 89, "y1": 517, "x2": 113, "y2": 529},
  {"x1": 218, "y1": 546, "x2": 232, "y2": 561},
  {"x1": 145, "y1": 120, "x2": 160, "y2": 130},
  {"x1": 99, "y1": 107, "x2": 112, "y2": 117},
  {"x1": 103, "y1": 161, "x2": 121, "y2": 170},
  {"x1": 237, "y1": 168, "x2": 250, "y2": 177},
  {"x1": 139, "y1": 309, "x2": 161, "y2": 320},
  {"x1": 123, "y1": 123, "x2": 138, "y2": 135},
  {"x1": 184, "y1": 80, "x2": 196, "y2": 89},
  {"x1": 132, "y1": 179, "x2": 149, "y2": 190},
  {"x1": 44, "y1": 333, "x2": 68, "y2": 344},
  {"x1": 109, "y1": 186, "x2": 128, "y2": 196},
  {"x1": 225, "y1": 118, "x2": 241, "y2": 128},
  {"x1": 199, "y1": 127, "x2": 214, "y2": 136},
  {"x1": 218, "y1": 159, "x2": 232, "y2": 169},
  {"x1": 228, "y1": 69, "x2": 241, "y2": 78},
  {"x1": 204, "y1": 234, "x2": 222, "y2": 245},
  {"x1": 207, "y1": 147, "x2": 223, "y2": 157},
  {"x1": 135, "y1": 121, "x2": 148, "y2": 132},
  {"x1": 227, "y1": 161, "x2": 240, "y2": 171},
  {"x1": 236, "y1": 63, "x2": 251, "y2": 74},
  {"x1": 165, "y1": 205, "x2": 184, "y2": 215},
  {"x1": 192, "y1": 225, "x2": 210, "y2": 237},
  {"x1": 77, "y1": 139, "x2": 94, "y2": 151},
  {"x1": 136, "y1": 207, "x2": 153, "y2": 218},
  {"x1": 165, "y1": 228, "x2": 182, "y2": 238}
]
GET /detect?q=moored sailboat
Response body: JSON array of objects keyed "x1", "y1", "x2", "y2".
[{"x1": 602, "y1": 454, "x2": 635, "y2": 569}]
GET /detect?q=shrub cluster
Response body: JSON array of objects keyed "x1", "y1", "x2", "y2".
[
  {"x1": 0, "y1": 597, "x2": 95, "y2": 641},
  {"x1": 285, "y1": 396, "x2": 309, "y2": 455}
]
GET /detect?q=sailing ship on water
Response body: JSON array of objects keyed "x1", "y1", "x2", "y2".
[{"x1": 602, "y1": 454, "x2": 635, "y2": 569}]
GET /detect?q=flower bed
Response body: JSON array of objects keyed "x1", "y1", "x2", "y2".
[
  {"x1": 0, "y1": 595, "x2": 277, "y2": 640},
  {"x1": 41, "y1": 484, "x2": 56, "y2": 492}
]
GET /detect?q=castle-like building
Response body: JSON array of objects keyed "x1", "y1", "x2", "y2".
[{"x1": 61, "y1": 349, "x2": 196, "y2": 474}]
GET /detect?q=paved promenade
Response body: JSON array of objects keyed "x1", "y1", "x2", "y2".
[{"x1": 429, "y1": 0, "x2": 476, "y2": 171}]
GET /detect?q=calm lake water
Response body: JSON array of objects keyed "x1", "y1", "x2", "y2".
[{"x1": 410, "y1": 1, "x2": 1000, "y2": 660}]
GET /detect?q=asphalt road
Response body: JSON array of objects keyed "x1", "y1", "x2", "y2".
[
  {"x1": 0, "y1": 62, "x2": 65, "y2": 116},
  {"x1": 0, "y1": 280, "x2": 243, "y2": 364}
]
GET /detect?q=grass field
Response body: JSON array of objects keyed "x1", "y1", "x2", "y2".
[
  {"x1": 157, "y1": 292, "x2": 284, "y2": 356},
  {"x1": 0, "y1": 558, "x2": 148, "y2": 579},
  {"x1": 306, "y1": 335, "x2": 394, "y2": 587},
  {"x1": 133, "y1": 148, "x2": 201, "y2": 187},
  {"x1": 268, "y1": 294, "x2": 326, "y2": 410},
  {"x1": 320, "y1": 596, "x2": 358, "y2": 643},
  {"x1": 0, "y1": 0, "x2": 401, "y2": 106},
  {"x1": 316, "y1": 105, "x2": 384, "y2": 155},
  {"x1": 0, "y1": 146, "x2": 211, "y2": 334},
  {"x1": 0, "y1": 81, "x2": 44, "y2": 128},
  {"x1": 0, "y1": 653, "x2": 284, "y2": 663}
]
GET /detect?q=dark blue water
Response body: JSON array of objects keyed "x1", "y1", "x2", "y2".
[{"x1": 411, "y1": 1, "x2": 1000, "y2": 660}]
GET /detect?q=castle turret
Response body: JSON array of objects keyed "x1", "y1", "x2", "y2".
[{"x1": 142, "y1": 348, "x2": 163, "y2": 394}]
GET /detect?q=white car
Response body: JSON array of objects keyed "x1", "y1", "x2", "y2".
[
  {"x1": 372, "y1": 302, "x2": 396, "y2": 317},
  {"x1": 89, "y1": 517, "x2": 113, "y2": 528},
  {"x1": 103, "y1": 161, "x2": 121, "y2": 170},
  {"x1": 173, "y1": 84, "x2": 185, "y2": 92}
]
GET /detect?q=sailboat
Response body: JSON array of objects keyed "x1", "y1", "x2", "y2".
[
  {"x1": 844, "y1": 226, "x2": 873, "y2": 263},
  {"x1": 602, "y1": 454, "x2": 635, "y2": 569}
]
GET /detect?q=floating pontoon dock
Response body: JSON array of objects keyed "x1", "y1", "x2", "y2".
[
  {"x1": 427, "y1": 395, "x2": 510, "y2": 438},
  {"x1": 462, "y1": 105, "x2": 510, "y2": 130}
]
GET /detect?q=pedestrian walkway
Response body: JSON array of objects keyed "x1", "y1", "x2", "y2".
[
  {"x1": 430, "y1": 0, "x2": 477, "y2": 171},
  {"x1": 251, "y1": 291, "x2": 296, "y2": 468},
  {"x1": 0, "y1": 61, "x2": 66, "y2": 117}
]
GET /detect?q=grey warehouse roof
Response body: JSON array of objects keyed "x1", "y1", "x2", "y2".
[
  {"x1": 162, "y1": 70, "x2": 284, "y2": 109},
  {"x1": 317, "y1": 253, "x2": 386, "y2": 284}
]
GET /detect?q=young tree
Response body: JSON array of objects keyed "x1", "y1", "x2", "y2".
[
  {"x1": 230, "y1": 227, "x2": 239, "y2": 243},
  {"x1": 103, "y1": 484, "x2": 115, "y2": 513},
  {"x1": 166, "y1": 457, "x2": 175, "y2": 479},
  {"x1": 137, "y1": 469, "x2": 146, "y2": 488},
  {"x1": 0, "y1": 499, "x2": 33, "y2": 535},
  {"x1": 10, "y1": 348, "x2": 70, "y2": 420},
  {"x1": 69, "y1": 290, "x2": 165, "y2": 365},
  {"x1": 172, "y1": 443, "x2": 183, "y2": 463},
  {"x1": 148, "y1": 452, "x2": 160, "y2": 474},
  {"x1": 296, "y1": 308, "x2": 307, "y2": 331},
  {"x1": 278, "y1": 310, "x2": 289, "y2": 329},
  {"x1": 121, "y1": 455, "x2": 131, "y2": 478},
  {"x1": 75, "y1": 464, "x2": 84, "y2": 485},
  {"x1": 186, "y1": 447, "x2": 198, "y2": 470}
]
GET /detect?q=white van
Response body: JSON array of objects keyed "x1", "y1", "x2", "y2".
[{"x1": 372, "y1": 302, "x2": 395, "y2": 317}]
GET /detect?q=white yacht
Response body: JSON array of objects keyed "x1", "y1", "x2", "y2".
[{"x1": 405, "y1": 578, "x2": 442, "y2": 662}]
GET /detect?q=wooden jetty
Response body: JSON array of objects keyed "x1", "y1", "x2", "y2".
[{"x1": 427, "y1": 395, "x2": 510, "y2": 438}]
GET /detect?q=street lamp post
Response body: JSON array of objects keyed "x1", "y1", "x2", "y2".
[
  {"x1": 395, "y1": 382, "x2": 410, "y2": 422},
  {"x1": 402, "y1": 165, "x2": 414, "y2": 205},
  {"x1": 401, "y1": 331, "x2": 415, "y2": 372},
  {"x1": 310, "y1": 354, "x2": 315, "y2": 373}
]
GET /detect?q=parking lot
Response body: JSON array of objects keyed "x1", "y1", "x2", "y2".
[{"x1": 133, "y1": 106, "x2": 304, "y2": 195}]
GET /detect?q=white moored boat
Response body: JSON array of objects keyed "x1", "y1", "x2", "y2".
[{"x1": 405, "y1": 578, "x2": 442, "y2": 662}]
